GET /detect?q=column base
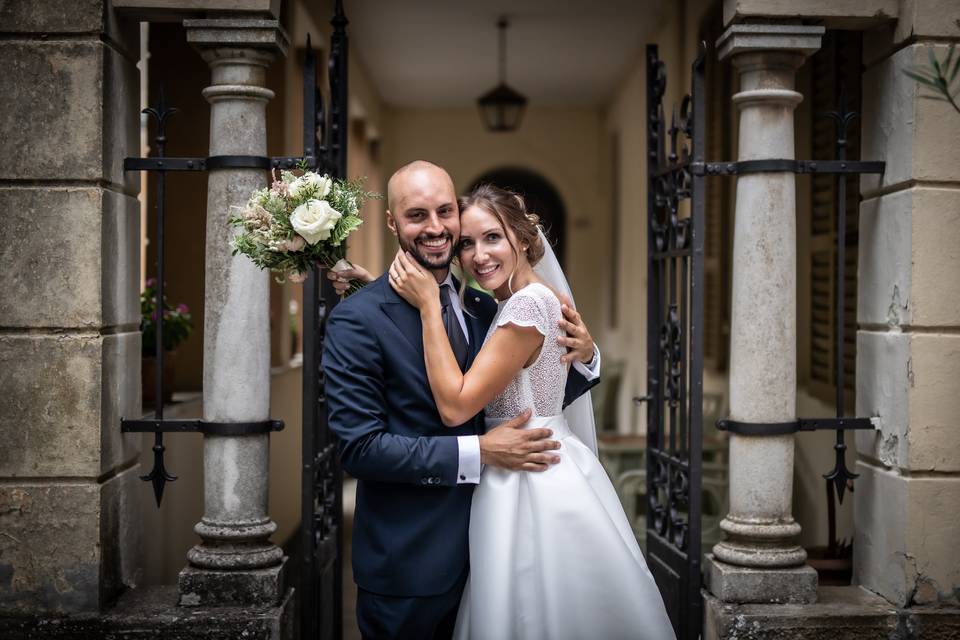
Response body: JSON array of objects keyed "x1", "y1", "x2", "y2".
[
  {"x1": 713, "y1": 536, "x2": 808, "y2": 567},
  {"x1": 179, "y1": 556, "x2": 288, "y2": 607},
  {"x1": 705, "y1": 553, "x2": 817, "y2": 604}
]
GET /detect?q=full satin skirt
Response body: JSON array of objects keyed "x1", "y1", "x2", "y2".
[{"x1": 453, "y1": 416, "x2": 676, "y2": 640}]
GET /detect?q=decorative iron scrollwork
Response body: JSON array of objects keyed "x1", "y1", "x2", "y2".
[{"x1": 645, "y1": 43, "x2": 705, "y2": 640}]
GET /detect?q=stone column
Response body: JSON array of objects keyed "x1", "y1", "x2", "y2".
[
  {"x1": 178, "y1": 19, "x2": 289, "y2": 607},
  {"x1": 705, "y1": 24, "x2": 823, "y2": 605}
]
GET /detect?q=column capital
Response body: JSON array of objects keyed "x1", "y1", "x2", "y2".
[
  {"x1": 717, "y1": 24, "x2": 824, "y2": 62},
  {"x1": 184, "y1": 18, "x2": 289, "y2": 59}
]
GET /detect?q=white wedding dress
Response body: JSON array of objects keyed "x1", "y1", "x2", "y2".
[{"x1": 453, "y1": 282, "x2": 676, "y2": 640}]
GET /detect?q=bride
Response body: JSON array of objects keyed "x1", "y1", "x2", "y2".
[{"x1": 386, "y1": 184, "x2": 675, "y2": 640}]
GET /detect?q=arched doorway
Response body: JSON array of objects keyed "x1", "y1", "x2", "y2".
[{"x1": 468, "y1": 167, "x2": 567, "y2": 267}]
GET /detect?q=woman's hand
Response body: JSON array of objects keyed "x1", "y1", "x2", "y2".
[
  {"x1": 389, "y1": 250, "x2": 439, "y2": 312},
  {"x1": 325, "y1": 261, "x2": 374, "y2": 296}
]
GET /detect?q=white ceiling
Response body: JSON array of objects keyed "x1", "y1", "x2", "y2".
[{"x1": 346, "y1": 0, "x2": 666, "y2": 108}]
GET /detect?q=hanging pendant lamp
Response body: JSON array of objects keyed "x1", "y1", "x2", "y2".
[{"x1": 477, "y1": 17, "x2": 528, "y2": 133}]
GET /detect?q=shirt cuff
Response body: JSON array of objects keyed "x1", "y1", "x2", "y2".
[
  {"x1": 456, "y1": 435, "x2": 482, "y2": 484},
  {"x1": 572, "y1": 345, "x2": 601, "y2": 381}
]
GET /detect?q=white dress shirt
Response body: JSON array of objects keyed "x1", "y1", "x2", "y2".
[{"x1": 443, "y1": 273, "x2": 601, "y2": 484}]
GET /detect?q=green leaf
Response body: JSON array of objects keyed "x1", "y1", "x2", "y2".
[
  {"x1": 929, "y1": 45, "x2": 941, "y2": 75},
  {"x1": 904, "y1": 69, "x2": 939, "y2": 87},
  {"x1": 945, "y1": 44, "x2": 956, "y2": 77}
]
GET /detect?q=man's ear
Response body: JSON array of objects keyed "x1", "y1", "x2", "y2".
[{"x1": 385, "y1": 210, "x2": 398, "y2": 236}]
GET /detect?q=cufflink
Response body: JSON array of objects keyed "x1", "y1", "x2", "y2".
[{"x1": 459, "y1": 474, "x2": 466, "y2": 481}]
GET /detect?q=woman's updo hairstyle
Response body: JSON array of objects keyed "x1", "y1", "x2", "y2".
[{"x1": 457, "y1": 183, "x2": 546, "y2": 266}]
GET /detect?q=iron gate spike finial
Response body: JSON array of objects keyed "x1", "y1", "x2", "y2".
[
  {"x1": 141, "y1": 441, "x2": 177, "y2": 507},
  {"x1": 333, "y1": 0, "x2": 347, "y2": 25},
  {"x1": 823, "y1": 442, "x2": 859, "y2": 505}
]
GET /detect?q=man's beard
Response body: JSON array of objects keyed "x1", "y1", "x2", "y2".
[{"x1": 399, "y1": 232, "x2": 456, "y2": 271}]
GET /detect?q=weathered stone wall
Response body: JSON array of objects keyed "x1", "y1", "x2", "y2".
[
  {"x1": 854, "y1": 6, "x2": 960, "y2": 608},
  {"x1": 0, "y1": 1, "x2": 143, "y2": 614}
]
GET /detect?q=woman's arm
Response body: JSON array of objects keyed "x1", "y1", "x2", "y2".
[
  {"x1": 390, "y1": 251, "x2": 544, "y2": 427},
  {"x1": 420, "y1": 302, "x2": 543, "y2": 426}
]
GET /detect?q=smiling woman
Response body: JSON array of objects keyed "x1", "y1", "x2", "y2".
[{"x1": 469, "y1": 167, "x2": 566, "y2": 268}]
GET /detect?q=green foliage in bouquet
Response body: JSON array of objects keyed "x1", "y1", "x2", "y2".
[
  {"x1": 229, "y1": 161, "x2": 380, "y2": 292},
  {"x1": 141, "y1": 278, "x2": 194, "y2": 356}
]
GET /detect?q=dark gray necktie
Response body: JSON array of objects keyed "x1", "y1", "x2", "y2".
[{"x1": 440, "y1": 284, "x2": 469, "y2": 371}]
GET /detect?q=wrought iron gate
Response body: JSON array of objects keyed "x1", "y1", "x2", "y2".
[
  {"x1": 644, "y1": 44, "x2": 705, "y2": 640},
  {"x1": 301, "y1": 3, "x2": 349, "y2": 639}
]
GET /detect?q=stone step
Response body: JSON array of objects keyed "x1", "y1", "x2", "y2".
[
  {"x1": 704, "y1": 586, "x2": 960, "y2": 640},
  {"x1": 0, "y1": 586, "x2": 294, "y2": 640}
]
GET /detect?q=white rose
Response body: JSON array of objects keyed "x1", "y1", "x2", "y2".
[
  {"x1": 290, "y1": 199, "x2": 342, "y2": 245},
  {"x1": 289, "y1": 173, "x2": 332, "y2": 199}
]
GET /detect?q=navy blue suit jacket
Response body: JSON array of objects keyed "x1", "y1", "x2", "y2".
[{"x1": 322, "y1": 274, "x2": 599, "y2": 597}]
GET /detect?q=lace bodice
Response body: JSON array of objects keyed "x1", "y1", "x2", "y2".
[{"x1": 483, "y1": 283, "x2": 567, "y2": 419}]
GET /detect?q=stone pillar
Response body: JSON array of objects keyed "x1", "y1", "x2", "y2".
[
  {"x1": 178, "y1": 18, "x2": 289, "y2": 607},
  {"x1": 854, "y1": 7, "x2": 960, "y2": 608},
  {"x1": 705, "y1": 24, "x2": 823, "y2": 604},
  {"x1": 0, "y1": 3, "x2": 143, "y2": 616}
]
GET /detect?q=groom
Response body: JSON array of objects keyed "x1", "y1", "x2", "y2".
[{"x1": 322, "y1": 160, "x2": 600, "y2": 639}]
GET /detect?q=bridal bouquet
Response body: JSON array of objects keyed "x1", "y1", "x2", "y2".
[{"x1": 229, "y1": 165, "x2": 379, "y2": 293}]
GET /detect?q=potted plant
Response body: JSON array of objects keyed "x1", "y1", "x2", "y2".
[{"x1": 140, "y1": 278, "x2": 194, "y2": 407}]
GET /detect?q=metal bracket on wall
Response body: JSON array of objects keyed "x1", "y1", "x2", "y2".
[
  {"x1": 690, "y1": 159, "x2": 885, "y2": 176},
  {"x1": 124, "y1": 155, "x2": 327, "y2": 172},
  {"x1": 715, "y1": 417, "x2": 876, "y2": 436},
  {"x1": 121, "y1": 419, "x2": 284, "y2": 436}
]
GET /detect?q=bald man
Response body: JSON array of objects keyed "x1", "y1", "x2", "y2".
[{"x1": 322, "y1": 161, "x2": 600, "y2": 639}]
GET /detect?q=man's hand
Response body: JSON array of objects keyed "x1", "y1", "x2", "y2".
[
  {"x1": 479, "y1": 409, "x2": 561, "y2": 472},
  {"x1": 556, "y1": 295, "x2": 596, "y2": 365},
  {"x1": 326, "y1": 262, "x2": 375, "y2": 296}
]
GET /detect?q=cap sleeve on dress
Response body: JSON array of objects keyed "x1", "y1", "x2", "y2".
[{"x1": 495, "y1": 290, "x2": 548, "y2": 337}]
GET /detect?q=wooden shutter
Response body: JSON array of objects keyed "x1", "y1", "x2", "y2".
[
  {"x1": 701, "y1": 8, "x2": 733, "y2": 372},
  {"x1": 807, "y1": 31, "x2": 862, "y2": 411}
]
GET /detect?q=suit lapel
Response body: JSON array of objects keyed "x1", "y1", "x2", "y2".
[
  {"x1": 380, "y1": 276, "x2": 494, "y2": 369},
  {"x1": 460, "y1": 285, "x2": 491, "y2": 370},
  {"x1": 380, "y1": 285, "x2": 424, "y2": 356}
]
